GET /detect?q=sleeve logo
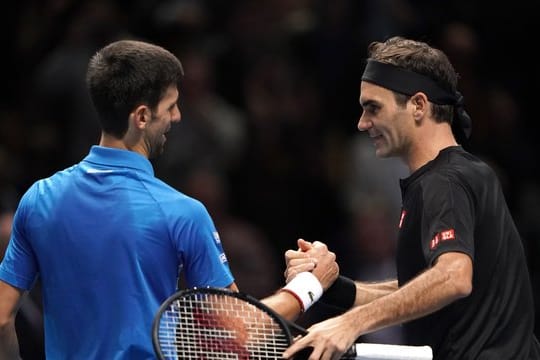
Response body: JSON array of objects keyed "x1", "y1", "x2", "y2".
[
  {"x1": 430, "y1": 229, "x2": 455, "y2": 250},
  {"x1": 213, "y1": 231, "x2": 221, "y2": 244}
]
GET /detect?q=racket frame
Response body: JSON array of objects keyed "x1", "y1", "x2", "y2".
[{"x1": 152, "y1": 286, "x2": 298, "y2": 359}]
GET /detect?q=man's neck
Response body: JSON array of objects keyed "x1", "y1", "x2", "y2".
[
  {"x1": 406, "y1": 123, "x2": 457, "y2": 173},
  {"x1": 98, "y1": 132, "x2": 147, "y2": 158}
]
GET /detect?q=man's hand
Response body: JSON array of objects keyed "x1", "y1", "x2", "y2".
[
  {"x1": 282, "y1": 310, "x2": 360, "y2": 360},
  {"x1": 284, "y1": 239, "x2": 338, "y2": 290}
]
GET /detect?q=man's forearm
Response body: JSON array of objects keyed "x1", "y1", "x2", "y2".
[
  {"x1": 347, "y1": 254, "x2": 473, "y2": 338},
  {"x1": 261, "y1": 290, "x2": 303, "y2": 321},
  {"x1": 354, "y1": 279, "x2": 398, "y2": 306}
]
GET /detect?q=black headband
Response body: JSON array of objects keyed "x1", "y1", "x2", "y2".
[{"x1": 361, "y1": 60, "x2": 472, "y2": 140}]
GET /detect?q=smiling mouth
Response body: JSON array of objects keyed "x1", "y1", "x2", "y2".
[{"x1": 370, "y1": 135, "x2": 384, "y2": 146}]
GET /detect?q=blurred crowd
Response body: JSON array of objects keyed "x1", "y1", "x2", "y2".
[{"x1": 1, "y1": 0, "x2": 538, "y2": 358}]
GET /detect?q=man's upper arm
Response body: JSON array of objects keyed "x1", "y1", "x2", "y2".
[
  {"x1": 421, "y1": 173, "x2": 475, "y2": 266},
  {"x1": 433, "y1": 251, "x2": 473, "y2": 298}
]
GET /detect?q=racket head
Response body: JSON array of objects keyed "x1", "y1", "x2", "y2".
[{"x1": 152, "y1": 287, "x2": 295, "y2": 360}]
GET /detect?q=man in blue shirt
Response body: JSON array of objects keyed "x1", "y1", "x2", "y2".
[{"x1": 0, "y1": 40, "x2": 338, "y2": 359}]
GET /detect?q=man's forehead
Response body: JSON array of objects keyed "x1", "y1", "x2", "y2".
[
  {"x1": 164, "y1": 85, "x2": 179, "y2": 98},
  {"x1": 359, "y1": 81, "x2": 393, "y2": 102}
]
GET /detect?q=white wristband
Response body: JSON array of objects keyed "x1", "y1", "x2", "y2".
[{"x1": 282, "y1": 272, "x2": 323, "y2": 312}]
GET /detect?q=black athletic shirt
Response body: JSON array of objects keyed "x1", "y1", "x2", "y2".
[{"x1": 397, "y1": 146, "x2": 540, "y2": 359}]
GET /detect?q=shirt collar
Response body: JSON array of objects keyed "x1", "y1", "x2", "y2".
[{"x1": 82, "y1": 145, "x2": 154, "y2": 176}]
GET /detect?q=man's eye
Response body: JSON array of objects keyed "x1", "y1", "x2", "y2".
[{"x1": 365, "y1": 106, "x2": 379, "y2": 115}]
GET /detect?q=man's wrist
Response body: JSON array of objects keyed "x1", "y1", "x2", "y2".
[
  {"x1": 319, "y1": 275, "x2": 356, "y2": 310},
  {"x1": 280, "y1": 271, "x2": 323, "y2": 312}
]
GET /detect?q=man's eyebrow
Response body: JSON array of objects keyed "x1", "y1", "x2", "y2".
[{"x1": 360, "y1": 99, "x2": 377, "y2": 108}]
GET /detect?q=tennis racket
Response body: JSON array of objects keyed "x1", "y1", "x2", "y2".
[
  {"x1": 151, "y1": 286, "x2": 357, "y2": 359},
  {"x1": 152, "y1": 287, "x2": 433, "y2": 359}
]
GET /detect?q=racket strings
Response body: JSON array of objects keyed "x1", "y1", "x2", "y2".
[{"x1": 157, "y1": 293, "x2": 290, "y2": 359}]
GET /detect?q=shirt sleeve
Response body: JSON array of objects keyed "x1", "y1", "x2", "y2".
[
  {"x1": 172, "y1": 199, "x2": 234, "y2": 288},
  {"x1": 420, "y1": 172, "x2": 475, "y2": 266},
  {"x1": 0, "y1": 188, "x2": 39, "y2": 290}
]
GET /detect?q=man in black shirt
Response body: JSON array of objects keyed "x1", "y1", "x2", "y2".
[{"x1": 282, "y1": 36, "x2": 540, "y2": 359}]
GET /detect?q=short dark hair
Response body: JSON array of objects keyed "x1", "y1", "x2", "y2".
[
  {"x1": 86, "y1": 40, "x2": 184, "y2": 138},
  {"x1": 367, "y1": 36, "x2": 458, "y2": 123}
]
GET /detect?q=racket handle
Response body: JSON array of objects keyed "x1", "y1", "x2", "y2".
[
  {"x1": 291, "y1": 345, "x2": 357, "y2": 359},
  {"x1": 341, "y1": 345, "x2": 357, "y2": 359},
  {"x1": 347, "y1": 343, "x2": 433, "y2": 359}
]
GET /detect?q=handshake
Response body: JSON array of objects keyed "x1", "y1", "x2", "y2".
[{"x1": 281, "y1": 239, "x2": 356, "y2": 313}]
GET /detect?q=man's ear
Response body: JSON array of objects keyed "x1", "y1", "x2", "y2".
[
  {"x1": 411, "y1": 92, "x2": 429, "y2": 121},
  {"x1": 130, "y1": 105, "x2": 151, "y2": 130}
]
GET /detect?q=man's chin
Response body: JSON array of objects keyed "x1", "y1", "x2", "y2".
[
  {"x1": 149, "y1": 145, "x2": 165, "y2": 159},
  {"x1": 375, "y1": 148, "x2": 389, "y2": 158}
]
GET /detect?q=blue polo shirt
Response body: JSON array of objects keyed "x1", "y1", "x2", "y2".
[{"x1": 0, "y1": 146, "x2": 234, "y2": 359}]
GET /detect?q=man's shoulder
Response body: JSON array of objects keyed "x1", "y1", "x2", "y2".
[
  {"x1": 22, "y1": 164, "x2": 79, "y2": 197},
  {"x1": 432, "y1": 147, "x2": 494, "y2": 179},
  {"x1": 421, "y1": 148, "x2": 499, "y2": 197},
  {"x1": 146, "y1": 178, "x2": 208, "y2": 213}
]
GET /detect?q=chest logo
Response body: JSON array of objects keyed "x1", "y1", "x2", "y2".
[{"x1": 398, "y1": 210, "x2": 407, "y2": 228}]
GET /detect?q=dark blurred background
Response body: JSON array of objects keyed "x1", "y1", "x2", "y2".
[{"x1": 1, "y1": 0, "x2": 539, "y2": 357}]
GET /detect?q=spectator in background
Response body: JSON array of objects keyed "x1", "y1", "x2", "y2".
[
  {"x1": 181, "y1": 166, "x2": 282, "y2": 299},
  {"x1": 154, "y1": 47, "x2": 248, "y2": 186},
  {"x1": 29, "y1": 0, "x2": 130, "y2": 168}
]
